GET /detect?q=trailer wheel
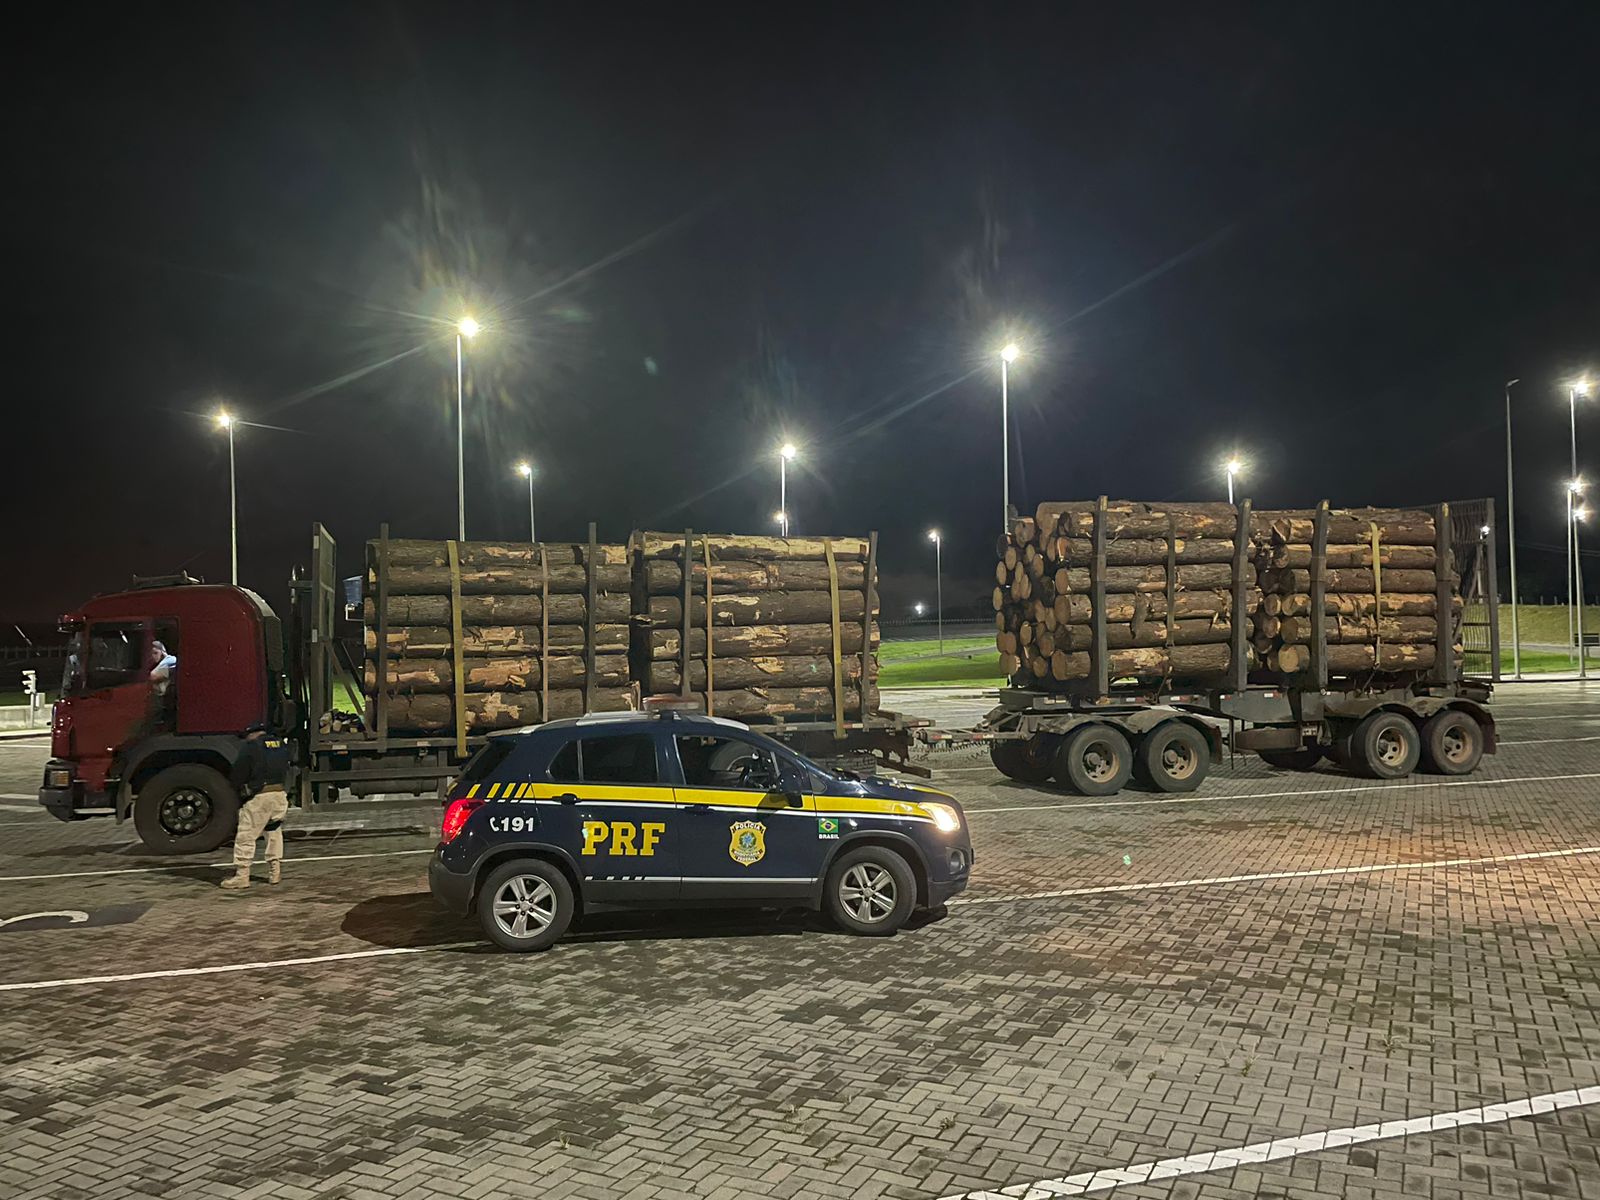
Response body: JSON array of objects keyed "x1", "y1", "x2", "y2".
[
  {"x1": 133, "y1": 765, "x2": 240, "y2": 855},
  {"x1": 1350, "y1": 712, "x2": 1421, "y2": 780},
  {"x1": 1420, "y1": 709, "x2": 1484, "y2": 775},
  {"x1": 1258, "y1": 746, "x2": 1325, "y2": 771},
  {"x1": 990, "y1": 736, "x2": 1055, "y2": 784},
  {"x1": 1054, "y1": 724, "x2": 1133, "y2": 795},
  {"x1": 1137, "y1": 722, "x2": 1210, "y2": 793}
]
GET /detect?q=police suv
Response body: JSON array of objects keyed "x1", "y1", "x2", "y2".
[{"x1": 429, "y1": 709, "x2": 973, "y2": 951}]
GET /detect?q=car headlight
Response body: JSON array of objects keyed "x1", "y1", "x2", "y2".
[{"x1": 923, "y1": 802, "x2": 962, "y2": 833}]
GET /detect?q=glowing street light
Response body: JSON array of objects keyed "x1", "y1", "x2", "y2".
[
  {"x1": 516, "y1": 461, "x2": 537, "y2": 544},
  {"x1": 216, "y1": 409, "x2": 237, "y2": 584},
  {"x1": 455, "y1": 316, "x2": 481, "y2": 540},
  {"x1": 777, "y1": 443, "x2": 798, "y2": 537},
  {"x1": 1224, "y1": 458, "x2": 1243, "y2": 505},
  {"x1": 928, "y1": 528, "x2": 944, "y2": 653},
  {"x1": 913, "y1": 602, "x2": 926, "y2": 617},
  {"x1": 999, "y1": 344, "x2": 1020, "y2": 534}
]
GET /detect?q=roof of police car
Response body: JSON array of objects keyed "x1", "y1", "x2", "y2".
[{"x1": 491, "y1": 711, "x2": 754, "y2": 739}]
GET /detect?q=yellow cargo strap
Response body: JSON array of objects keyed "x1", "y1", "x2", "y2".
[
  {"x1": 824, "y1": 537, "x2": 844, "y2": 737},
  {"x1": 540, "y1": 543, "x2": 550, "y2": 725},
  {"x1": 448, "y1": 540, "x2": 466, "y2": 756},
  {"x1": 702, "y1": 536, "x2": 714, "y2": 716},
  {"x1": 1369, "y1": 521, "x2": 1383, "y2": 662}
]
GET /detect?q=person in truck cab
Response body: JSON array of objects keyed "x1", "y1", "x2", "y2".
[{"x1": 220, "y1": 731, "x2": 290, "y2": 891}]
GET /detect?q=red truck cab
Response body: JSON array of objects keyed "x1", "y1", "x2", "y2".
[{"x1": 40, "y1": 576, "x2": 294, "y2": 852}]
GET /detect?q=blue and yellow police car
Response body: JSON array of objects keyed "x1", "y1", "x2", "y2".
[{"x1": 429, "y1": 709, "x2": 972, "y2": 951}]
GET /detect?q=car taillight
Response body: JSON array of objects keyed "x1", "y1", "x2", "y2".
[{"x1": 441, "y1": 797, "x2": 485, "y2": 844}]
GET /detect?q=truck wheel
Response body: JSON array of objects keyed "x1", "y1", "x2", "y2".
[
  {"x1": 1350, "y1": 712, "x2": 1421, "y2": 780},
  {"x1": 1258, "y1": 746, "x2": 1325, "y2": 771},
  {"x1": 1421, "y1": 709, "x2": 1484, "y2": 775},
  {"x1": 1137, "y1": 722, "x2": 1210, "y2": 793},
  {"x1": 477, "y1": 858, "x2": 574, "y2": 952},
  {"x1": 825, "y1": 845, "x2": 917, "y2": 936},
  {"x1": 989, "y1": 736, "x2": 1055, "y2": 784},
  {"x1": 1054, "y1": 724, "x2": 1133, "y2": 795},
  {"x1": 133, "y1": 765, "x2": 240, "y2": 855}
]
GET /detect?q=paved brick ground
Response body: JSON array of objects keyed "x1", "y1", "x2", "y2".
[{"x1": 2, "y1": 682, "x2": 1600, "y2": 1198}]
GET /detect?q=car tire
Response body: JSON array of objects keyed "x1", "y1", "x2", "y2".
[
  {"x1": 1420, "y1": 709, "x2": 1484, "y2": 776},
  {"x1": 989, "y1": 735, "x2": 1055, "y2": 784},
  {"x1": 1137, "y1": 722, "x2": 1211, "y2": 793},
  {"x1": 133, "y1": 765, "x2": 240, "y2": 854},
  {"x1": 477, "y1": 858, "x2": 574, "y2": 952},
  {"x1": 825, "y1": 845, "x2": 917, "y2": 936},
  {"x1": 1053, "y1": 724, "x2": 1133, "y2": 795},
  {"x1": 1350, "y1": 711, "x2": 1421, "y2": 780},
  {"x1": 1258, "y1": 746, "x2": 1326, "y2": 771}
]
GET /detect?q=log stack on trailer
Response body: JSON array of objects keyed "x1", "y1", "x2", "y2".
[
  {"x1": 994, "y1": 500, "x2": 1256, "y2": 688},
  {"x1": 632, "y1": 532, "x2": 881, "y2": 722},
  {"x1": 361, "y1": 533, "x2": 636, "y2": 738}
]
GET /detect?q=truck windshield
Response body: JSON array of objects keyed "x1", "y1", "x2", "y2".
[{"x1": 67, "y1": 623, "x2": 147, "y2": 694}]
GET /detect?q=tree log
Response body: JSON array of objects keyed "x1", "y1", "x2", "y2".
[
  {"x1": 646, "y1": 592, "x2": 878, "y2": 627},
  {"x1": 375, "y1": 540, "x2": 628, "y2": 568},
  {"x1": 1271, "y1": 543, "x2": 1437, "y2": 569},
  {"x1": 1052, "y1": 589, "x2": 1257, "y2": 624},
  {"x1": 641, "y1": 559, "x2": 868, "y2": 594},
  {"x1": 1056, "y1": 620, "x2": 1234, "y2": 650},
  {"x1": 1276, "y1": 615, "x2": 1439, "y2": 645},
  {"x1": 1052, "y1": 538, "x2": 1236, "y2": 565},
  {"x1": 1045, "y1": 643, "x2": 1235, "y2": 680},
  {"x1": 648, "y1": 622, "x2": 875, "y2": 660},
  {"x1": 365, "y1": 593, "x2": 631, "y2": 625},
  {"x1": 1266, "y1": 592, "x2": 1450, "y2": 617},
  {"x1": 1260, "y1": 512, "x2": 1435, "y2": 546},
  {"x1": 635, "y1": 532, "x2": 870, "y2": 561},
  {"x1": 1052, "y1": 563, "x2": 1235, "y2": 593},
  {"x1": 1271, "y1": 643, "x2": 1437, "y2": 673},
  {"x1": 646, "y1": 655, "x2": 874, "y2": 691},
  {"x1": 365, "y1": 654, "x2": 630, "y2": 693},
  {"x1": 365, "y1": 624, "x2": 629, "y2": 656},
  {"x1": 385, "y1": 689, "x2": 634, "y2": 731},
  {"x1": 1271, "y1": 568, "x2": 1438, "y2": 593},
  {"x1": 373, "y1": 563, "x2": 631, "y2": 595},
  {"x1": 1036, "y1": 501, "x2": 1238, "y2": 540}
]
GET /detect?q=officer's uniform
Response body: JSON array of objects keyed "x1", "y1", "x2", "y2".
[{"x1": 221, "y1": 733, "x2": 291, "y2": 890}]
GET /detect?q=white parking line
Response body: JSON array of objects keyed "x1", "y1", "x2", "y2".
[
  {"x1": 964, "y1": 769, "x2": 1600, "y2": 816},
  {"x1": 954, "y1": 844, "x2": 1600, "y2": 906},
  {"x1": 1498, "y1": 735, "x2": 1600, "y2": 746},
  {"x1": 0, "y1": 848, "x2": 431, "y2": 884},
  {"x1": 0, "y1": 793, "x2": 36, "y2": 801},
  {"x1": 0, "y1": 943, "x2": 479, "y2": 994},
  {"x1": 937, "y1": 1085, "x2": 1600, "y2": 1199}
]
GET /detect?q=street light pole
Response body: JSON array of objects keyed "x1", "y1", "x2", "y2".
[
  {"x1": 1570, "y1": 380, "x2": 1589, "y2": 670},
  {"x1": 456, "y1": 317, "x2": 480, "y2": 541},
  {"x1": 1225, "y1": 459, "x2": 1242, "y2": 506},
  {"x1": 220, "y1": 413, "x2": 237, "y2": 585},
  {"x1": 1000, "y1": 344, "x2": 1018, "y2": 535},
  {"x1": 928, "y1": 529, "x2": 943, "y2": 654},
  {"x1": 1505, "y1": 379, "x2": 1521, "y2": 678},
  {"x1": 779, "y1": 443, "x2": 797, "y2": 538},
  {"x1": 518, "y1": 462, "x2": 536, "y2": 543}
]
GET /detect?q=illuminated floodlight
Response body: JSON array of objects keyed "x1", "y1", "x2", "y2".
[
  {"x1": 458, "y1": 316, "x2": 480, "y2": 339},
  {"x1": 1000, "y1": 343, "x2": 1019, "y2": 364}
]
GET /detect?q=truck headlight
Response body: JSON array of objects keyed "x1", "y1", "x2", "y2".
[
  {"x1": 46, "y1": 768, "x2": 72, "y2": 789},
  {"x1": 923, "y1": 802, "x2": 962, "y2": 833}
]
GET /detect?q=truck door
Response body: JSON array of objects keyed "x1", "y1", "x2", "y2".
[
  {"x1": 670, "y1": 732, "x2": 825, "y2": 901},
  {"x1": 63, "y1": 620, "x2": 155, "y2": 793}
]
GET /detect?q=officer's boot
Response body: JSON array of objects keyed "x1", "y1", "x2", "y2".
[
  {"x1": 219, "y1": 866, "x2": 251, "y2": 890},
  {"x1": 267, "y1": 859, "x2": 282, "y2": 885}
]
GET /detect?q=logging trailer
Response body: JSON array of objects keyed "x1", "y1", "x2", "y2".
[{"x1": 949, "y1": 497, "x2": 1500, "y2": 795}]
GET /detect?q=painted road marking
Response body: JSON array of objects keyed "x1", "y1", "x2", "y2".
[
  {"x1": 964, "y1": 768, "x2": 1600, "y2": 816},
  {"x1": 0, "y1": 848, "x2": 431, "y2": 884},
  {"x1": 1498, "y1": 735, "x2": 1600, "y2": 746},
  {"x1": 937, "y1": 1085, "x2": 1600, "y2": 1199},
  {"x1": 955, "y1": 844, "x2": 1600, "y2": 906},
  {"x1": 0, "y1": 793, "x2": 37, "y2": 801},
  {"x1": 0, "y1": 943, "x2": 479, "y2": 993}
]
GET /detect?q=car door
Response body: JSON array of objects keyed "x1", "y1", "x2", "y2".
[
  {"x1": 670, "y1": 732, "x2": 827, "y2": 901},
  {"x1": 527, "y1": 730, "x2": 681, "y2": 905}
]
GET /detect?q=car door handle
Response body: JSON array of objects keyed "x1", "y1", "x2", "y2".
[
  {"x1": 554, "y1": 792, "x2": 579, "y2": 805},
  {"x1": 685, "y1": 803, "x2": 711, "y2": 812}
]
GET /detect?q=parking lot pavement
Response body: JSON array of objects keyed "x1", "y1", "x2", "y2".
[{"x1": 3, "y1": 684, "x2": 1600, "y2": 1199}]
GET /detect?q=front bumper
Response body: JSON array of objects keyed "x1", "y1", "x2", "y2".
[
  {"x1": 39, "y1": 761, "x2": 86, "y2": 822},
  {"x1": 428, "y1": 848, "x2": 474, "y2": 915}
]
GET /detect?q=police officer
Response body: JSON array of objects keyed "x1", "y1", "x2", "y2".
[{"x1": 220, "y1": 731, "x2": 290, "y2": 891}]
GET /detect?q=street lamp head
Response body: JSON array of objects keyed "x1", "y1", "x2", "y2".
[
  {"x1": 913, "y1": 603, "x2": 926, "y2": 616},
  {"x1": 458, "y1": 316, "x2": 480, "y2": 339},
  {"x1": 1000, "y1": 343, "x2": 1020, "y2": 364},
  {"x1": 1571, "y1": 477, "x2": 1587, "y2": 494},
  {"x1": 773, "y1": 510, "x2": 787, "y2": 524},
  {"x1": 779, "y1": 442, "x2": 798, "y2": 461},
  {"x1": 517, "y1": 461, "x2": 533, "y2": 478},
  {"x1": 1225, "y1": 458, "x2": 1242, "y2": 475},
  {"x1": 1579, "y1": 507, "x2": 1592, "y2": 523},
  {"x1": 928, "y1": 528, "x2": 940, "y2": 542},
  {"x1": 1575, "y1": 377, "x2": 1592, "y2": 398},
  {"x1": 1480, "y1": 524, "x2": 1491, "y2": 537},
  {"x1": 215, "y1": 410, "x2": 232, "y2": 429}
]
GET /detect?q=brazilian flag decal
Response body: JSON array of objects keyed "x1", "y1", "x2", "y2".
[{"x1": 817, "y1": 817, "x2": 840, "y2": 840}]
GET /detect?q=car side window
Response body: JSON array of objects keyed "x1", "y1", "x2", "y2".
[
  {"x1": 580, "y1": 734, "x2": 659, "y2": 784},
  {"x1": 547, "y1": 741, "x2": 581, "y2": 783},
  {"x1": 676, "y1": 735, "x2": 778, "y2": 790}
]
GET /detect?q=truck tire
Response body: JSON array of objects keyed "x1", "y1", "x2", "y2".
[
  {"x1": 133, "y1": 765, "x2": 240, "y2": 855},
  {"x1": 1420, "y1": 709, "x2": 1484, "y2": 775},
  {"x1": 477, "y1": 858, "x2": 574, "y2": 952},
  {"x1": 825, "y1": 844, "x2": 917, "y2": 936},
  {"x1": 1350, "y1": 712, "x2": 1421, "y2": 780},
  {"x1": 1258, "y1": 746, "x2": 1325, "y2": 771},
  {"x1": 990, "y1": 736, "x2": 1055, "y2": 784},
  {"x1": 1054, "y1": 724, "x2": 1133, "y2": 795},
  {"x1": 1137, "y1": 722, "x2": 1210, "y2": 793}
]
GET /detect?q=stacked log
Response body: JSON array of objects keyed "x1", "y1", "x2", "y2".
[
  {"x1": 362, "y1": 539, "x2": 635, "y2": 733},
  {"x1": 1249, "y1": 509, "x2": 1458, "y2": 679},
  {"x1": 995, "y1": 501, "x2": 1253, "y2": 686},
  {"x1": 633, "y1": 533, "x2": 880, "y2": 719}
]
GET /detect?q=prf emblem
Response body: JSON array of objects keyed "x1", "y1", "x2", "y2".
[{"x1": 728, "y1": 820, "x2": 766, "y2": 867}]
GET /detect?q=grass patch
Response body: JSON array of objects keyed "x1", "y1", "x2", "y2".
[
  {"x1": 879, "y1": 635, "x2": 1005, "y2": 688},
  {"x1": 877, "y1": 635, "x2": 995, "y2": 662}
]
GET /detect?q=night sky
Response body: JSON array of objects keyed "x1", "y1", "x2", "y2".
[{"x1": 7, "y1": 4, "x2": 1600, "y2": 631}]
